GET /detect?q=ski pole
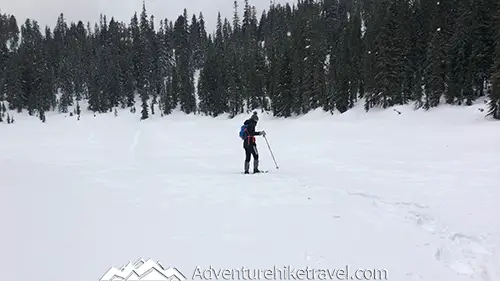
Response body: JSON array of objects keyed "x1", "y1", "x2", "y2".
[{"x1": 264, "y1": 135, "x2": 279, "y2": 170}]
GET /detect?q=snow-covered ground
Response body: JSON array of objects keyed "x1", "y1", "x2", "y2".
[{"x1": 1, "y1": 101, "x2": 499, "y2": 281}]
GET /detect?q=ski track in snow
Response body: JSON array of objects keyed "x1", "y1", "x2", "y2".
[
  {"x1": 274, "y1": 168, "x2": 498, "y2": 281},
  {"x1": 130, "y1": 129, "x2": 141, "y2": 162},
  {"x1": 88, "y1": 131, "x2": 95, "y2": 144},
  {"x1": 284, "y1": 150, "x2": 499, "y2": 281},
  {"x1": 348, "y1": 191, "x2": 495, "y2": 281},
  {"x1": 130, "y1": 129, "x2": 141, "y2": 151},
  {"x1": 0, "y1": 103, "x2": 499, "y2": 281}
]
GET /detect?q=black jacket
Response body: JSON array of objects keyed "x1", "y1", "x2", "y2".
[{"x1": 243, "y1": 118, "x2": 261, "y2": 148}]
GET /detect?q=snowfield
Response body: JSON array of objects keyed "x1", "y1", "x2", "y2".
[{"x1": 1, "y1": 101, "x2": 499, "y2": 281}]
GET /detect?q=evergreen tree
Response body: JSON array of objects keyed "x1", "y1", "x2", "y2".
[
  {"x1": 447, "y1": 0, "x2": 475, "y2": 105},
  {"x1": 198, "y1": 36, "x2": 219, "y2": 116},
  {"x1": 53, "y1": 13, "x2": 67, "y2": 88},
  {"x1": 214, "y1": 13, "x2": 228, "y2": 115},
  {"x1": 332, "y1": 0, "x2": 351, "y2": 112},
  {"x1": 347, "y1": 4, "x2": 364, "y2": 109},
  {"x1": 148, "y1": 15, "x2": 158, "y2": 114},
  {"x1": 156, "y1": 19, "x2": 171, "y2": 115},
  {"x1": 87, "y1": 24, "x2": 103, "y2": 113},
  {"x1": 17, "y1": 19, "x2": 46, "y2": 115},
  {"x1": 487, "y1": 3, "x2": 500, "y2": 119},
  {"x1": 0, "y1": 0, "x2": 498, "y2": 121},
  {"x1": 322, "y1": 0, "x2": 340, "y2": 112},
  {"x1": 471, "y1": 0, "x2": 497, "y2": 100},
  {"x1": 197, "y1": 12, "x2": 208, "y2": 67},
  {"x1": 104, "y1": 18, "x2": 123, "y2": 109},
  {"x1": 189, "y1": 14, "x2": 202, "y2": 69},
  {"x1": 173, "y1": 13, "x2": 196, "y2": 114},
  {"x1": 422, "y1": 0, "x2": 454, "y2": 109},
  {"x1": 139, "y1": 4, "x2": 151, "y2": 119}
]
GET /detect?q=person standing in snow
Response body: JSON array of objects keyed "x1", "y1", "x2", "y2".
[{"x1": 242, "y1": 112, "x2": 266, "y2": 174}]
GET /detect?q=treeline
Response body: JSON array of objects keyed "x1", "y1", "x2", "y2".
[{"x1": 0, "y1": 0, "x2": 500, "y2": 123}]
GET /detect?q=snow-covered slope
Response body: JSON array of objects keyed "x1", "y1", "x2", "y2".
[{"x1": 1, "y1": 102, "x2": 499, "y2": 281}]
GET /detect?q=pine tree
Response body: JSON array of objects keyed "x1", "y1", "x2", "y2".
[
  {"x1": 1, "y1": 14, "x2": 20, "y2": 110},
  {"x1": 275, "y1": 44, "x2": 293, "y2": 117},
  {"x1": 71, "y1": 21, "x2": 87, "y2": 101},
  {"x1": 197, "y1": 15, "x2": 228, "y2": 116},
  {"x1": 189, "y1": 14, "x2": 202, "y2": 69},
  {"x1": 223, "y1": 17, "x2": 239, "y2": 117},
  {"x1": 155, "y1": 20, "x2": 168, "y2": 114},
  {"x1": 347, "y1": 5, "x2": 364, "y2": 109},
  {"x1": 149, "y1": 15, "x2": 159, "y2": 114},
  {"x1": 173, "y1": 13, "x2": 196, "y2": 114},
  {"x1": 487, "y1": 4, "x2": 500, "y2": 119},
  {"x1": 197, "y1": 12, "x2": 208, "y2": 67},
  {"x1": 0, "y1": 101, "x2": 4, "y2": 122},
  {"x1": 471, "y1": 0, "x2": 497, "y2": 100},
  {"x1": 246, "y1": 4, "x2": 266, "y2": 110},
  {"x1": 447, "y1": 0, "x2": 475, "y2": 105},
  {"x1": 105, "y1": 18, "x2": 123, "y2": 109},
  {"x1": 0, "y1": 15, "x2": 10, "y2": 102},
  {"x1": 214, "y1": 13, "x2": 228, "y2": 115},
  {"x1": 322, "y1": 0, "x2": 340, "y2": 112},
  {"x1": 87, "y1": 23, "x2": 103, "y2": 113},
  {"x1": 119, "y1": 25, "x2": 135, "y2": 108},
  {"x1": 422, "y1": 0, "x2": 453, "y2": 109},
  {"x1": 17, "y1": 19, "x2": 47, "y2": 115},
  {"x1": 42, "y1": 27, "x2": 57, "y2": 111},
  {"x1": 302, "y1": 0, "x2": 326, "y2": 112},
  {"x1": 32, "y1": 22, "x2": 53, "y2": 119},
  {"x1": 139, "y1": 4, "x2": 151, "y2": 119},
  {"x1": 130, "y1": 12, "x2": 141, "y2": 87},
  {"x1": 333, "y1": 0, "x2": 352, "y2": 113},
  {"x1": 53, "y1": 13, "x2": 67, "y2": 88},
  {"x1": 0, "y1": 0, "x2": 498, "y2": 120},
  {"x1": 367, "y1": 0, "x2": 408, "y2": 109},
  {"x1": 198, "y1": 37, "x2": 218, "y2": 116},
  {"x1": 408, "y1": 0, "x2": 433, "y2": 105},
  {"x1": 227, "y1": 3, "x2": 244, "y2": 116},
  {"x1": 97, "y1": 14, "x2": 112, "y2": 112}
]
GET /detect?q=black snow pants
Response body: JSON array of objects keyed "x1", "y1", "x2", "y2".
[
  {"x1": 244, "y1": 144, "x2": 259, "y2": 172},
  {"x1": 245, "y1": 145, "x2": 259, "y2": 162}
]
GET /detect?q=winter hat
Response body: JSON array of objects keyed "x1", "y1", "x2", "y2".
[{"x1": 251, "y1": 111, "x2": 259, "y2": 121}]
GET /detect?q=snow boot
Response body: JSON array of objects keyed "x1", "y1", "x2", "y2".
[
  {"x1": 244, "y1": 161, "x2": 250, "y2": 174},
  {"x1": 253, "y1": 159, "x2": 260, "y2": 173}
]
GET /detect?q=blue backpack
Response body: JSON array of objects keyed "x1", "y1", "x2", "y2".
[{"x1": 239, "y1": 124, "x2": 248, "y2": 140}]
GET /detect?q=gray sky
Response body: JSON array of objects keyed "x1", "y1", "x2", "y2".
[{"x1": 0, "y1": 0, "x2": 294, "y2": 32}]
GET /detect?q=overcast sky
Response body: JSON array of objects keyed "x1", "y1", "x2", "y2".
[{"x1": 0, "y1": 0, "x2": 295, "y2": 32}]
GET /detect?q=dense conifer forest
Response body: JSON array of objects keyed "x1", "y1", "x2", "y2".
[{"x1": 0, "y1": 0, "x2": 499, "y2": 123}]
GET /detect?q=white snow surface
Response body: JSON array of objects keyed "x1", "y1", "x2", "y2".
[{"x1": 1, "y1": 101, "x2": 500, "y2": 281}]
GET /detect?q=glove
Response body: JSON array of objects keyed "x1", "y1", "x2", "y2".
[{"x1": 260, "y1": 130, "x2": 266, "y2": 137}]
